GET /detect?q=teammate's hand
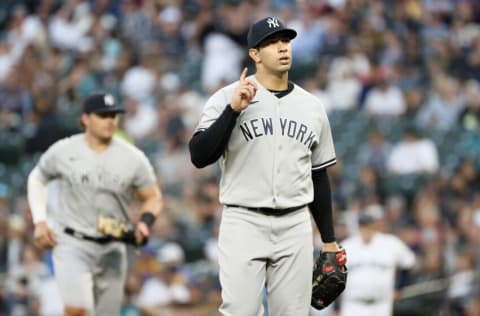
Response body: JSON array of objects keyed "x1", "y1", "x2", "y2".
[
  {"x1": 231, "y1": 67, "x2": 258, "y2": 113},
  {"x1": 33, "y1": 221, "x2": 57, "y2": 249},
  {"x1": 322, "y1": 241, "x2": 341, "y2": 252},
  {"x1": 135, "y1": 221, "x2": 149, "y2": 246}
]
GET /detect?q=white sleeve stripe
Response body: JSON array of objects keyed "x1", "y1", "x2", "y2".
[
  {"x1": 195, "y1": 128, "x2": 207, "y2": 133},
  {"x1": 312, "y1": 158, "x2": 336, "y2": 170}
]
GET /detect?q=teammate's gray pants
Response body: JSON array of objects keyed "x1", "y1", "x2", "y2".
[
  {"x1": 53, "y1": 231, "x2": 127, "y2": 316},
  {"x1": 218, "y1": 206, "x2": 313, "y2": 316}
]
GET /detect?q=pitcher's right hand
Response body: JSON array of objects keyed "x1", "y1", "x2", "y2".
[{"x1": 231, "y1": 68, "x2": 258, "y2": 112}]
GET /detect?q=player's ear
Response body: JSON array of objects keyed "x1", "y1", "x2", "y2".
[
  {"x1": 79, "y1": 113, "x2": 88, "y2": 130},
  {"x1": 248, "y1": 48, "x2": 261, "y2": 63}
]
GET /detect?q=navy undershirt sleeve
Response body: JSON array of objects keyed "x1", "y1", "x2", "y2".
[
  {"x1": 189, "y1": 105, "x2": 239, "y2": 168},
  {"x1": 309, "y1": 168, "x2": 336, "y2": 243}
]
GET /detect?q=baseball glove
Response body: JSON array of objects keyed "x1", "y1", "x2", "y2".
[
  {"x1": 311, "y1": 248, "x2": 348, "y2": 310},
  {"x1": 97, "y1": 216, "x2": 147, "y2": 246}
]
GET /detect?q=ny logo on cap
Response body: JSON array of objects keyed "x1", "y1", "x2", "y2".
[
  {"x1": 104, "y1": 94, "x2": 114, "y2": 106},
  {"x1": 267, "y1": 17, "x2": 280, "y2": 28}
]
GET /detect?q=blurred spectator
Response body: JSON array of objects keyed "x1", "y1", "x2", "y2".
[
  {"x1": 48, "y1": 0, "x2": 94, "y2": 52},
  {"x1": 177, "y1": 178, "x2": 222, "y2": 262},
  {"x1": 0, "y1": 41, "x2": 15, "y2": 83},
  {"x1": 24, "y1": 93, "x2": 72, "y2": 154},
  {"x1": 0, "y1": 66, "x2": 33, "y2": 130},
  {"x1": 0, "y1": 207, "x2": 8, "y2": 274},
  {"x1": 364, "y1": 66, "x2": 406, "y2": 116},
  {"x1": 339, "y1": 205, "x2": 416, "y2": 316},
  {"x1": 136, "y1": 242, "x2": 195, "y2": 315},
  {"x1": 326, "y1": 55, "x2": 362, "y2": 111},
  {"x1": 319, "y1": 15, "x2": 347, "y2": 62},
  {"x1": 123, "y1": 96, "x2": 158, "y2": 141},
  {"x1": 154, "y1": 5, "x2": 186, "y2": 67},
  {"x1": 379, "y1": 30, "x2": 403, "y2": 67},
  {"x1": 447, "y1": 250, "x2": 478, "y2": 315},
  {"x1": 356, "y1": 127, "x2": 392, "y2": 174},
  {"x1": 402, "y1": 242, "x2": 447, "y2": 316},
  {"x1": 57, "y1": 56, "x2": 100, "y2": 101},
  {"x1": 5, "y1": 244, "x2": 50, "y2": 316},
  {"x1": 4, "y1": 4, "x2": 46, "y2": 67},
  {"x1": 459, "y1": 79, "x2": 480, "y2": 131},
  {"x1": 416, "y1": 75, "x2": 465, "y2": 131},
  {"x1": 352, "y1": 164, "x2": 384, "y2": 206},
  {"x1": 119, "y1": 0, "x2": 152, "y2": 49},
  {"x1": 440, "y1": 159, "x2": 479, "y2": 224},
  {"x1": 120, "y1": 50, "x2": 157, "y2": 104},
  {"x1": 303, "y1": 63, "x2": 332, "y2": 113},
  {"x1": 288, "y1": 1, "x2": 325, "y2": 65},
  {"x1": 387, "y1": 127, "x2": 439, "y2": 175},
  {"x1": 121, "y1": 271, "x2": 143, "y2": 316},
  {"x1": 384, "y1": 195, "x2": 411, "y2": 230},
  {"x1": 6, "y1": 214, "x2": 26, "y2": 274},
  {"x1": 402, "y1": 85, "x2": 426, "y2": 120},
  {"x1": 200, "y1": 1, "x2": 248, "y2": 93},
  {"x1": 412, "y1": 187, "x2": 442, "y2": 246},
  {"x1": 155, "y1": 133, "x2": 192, "y2": 196}
]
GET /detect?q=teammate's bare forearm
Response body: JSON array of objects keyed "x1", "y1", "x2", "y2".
[
  {"x1": 309, "y1": 169, "x2": 336, "y2": 243},
  {"x1": 135, "y1": 184, "x2": 163, "y2": 243},
  {"x1": 137, "y1": 184, "x2": 162, "y2": 218}
]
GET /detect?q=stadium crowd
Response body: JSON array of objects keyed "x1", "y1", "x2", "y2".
[{"x1": 0, "y1": 0, "x2": 479, "y2": 315}]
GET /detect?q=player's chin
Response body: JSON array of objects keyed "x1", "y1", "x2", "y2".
[
  {"x1": 99, "y1": 131, "x2": 115, "y2": 143},
  {"x1": 277, "y1": 64, "x2": 291, "y2": 73}
]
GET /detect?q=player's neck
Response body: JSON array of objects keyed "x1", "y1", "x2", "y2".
[
  {"x1": 359, "y1": 228, "x2": 376, "y2": 244},
  {"x1": 255, "y1": 70, "x2": 289, "y2": 91},
  {"x1": 84, "y1": 133, "x2": 112, "y2": 152}
]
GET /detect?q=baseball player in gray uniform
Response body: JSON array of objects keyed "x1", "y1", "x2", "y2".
[
  {"x1": 26, "y1": 92, "x2": 163, "y2": 316},
  {"x1": 189, "y1": 17, "x2": 342, "y2": 316}
]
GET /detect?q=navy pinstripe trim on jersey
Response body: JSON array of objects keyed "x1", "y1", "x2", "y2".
[{"x1": 312, "y1": 158, "x2": 336, "y2": 170}]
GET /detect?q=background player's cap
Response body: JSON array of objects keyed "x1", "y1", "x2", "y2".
[
  {"x1": 247, "y1": 16, "x2": 297, "y2": 48},
  {"x1": 358, "y1": 204, "x2": 384, "y2": 225},
  {"x1": 83, "y1": 92, "x2": 125, "y2": 114}
]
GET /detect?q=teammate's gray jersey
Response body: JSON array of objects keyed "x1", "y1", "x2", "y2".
[
  {"x1": 37, "y1": 134, "x2": 156, "y2": 236},
  {"x1": 195, "y1": 76, "x2": 336, "y2": 208}
]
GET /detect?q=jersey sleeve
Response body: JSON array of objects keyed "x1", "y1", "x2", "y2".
[
  {"x1": 132, "y1": 151, "x2": 157, "y2": 189},
  {"x1": 393, "y1": 236, "x2": 416, "y2": 269},
  {"x1": 36, "y1": 139, "x2": 65, "y2": 181},
  {"x1": 194, "y1": 87, "x2": 230, "y2": 133},
  {"x1": 311, "y1": 105, "x2": 336, "y2": 170}
]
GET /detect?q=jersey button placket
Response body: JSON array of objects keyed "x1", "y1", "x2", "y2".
[
  {"x1": 272, "y1": 99, "x2": 282, "y2": 205},
  {"x1": 277, "y1": 145, "x2": 282, "y2": 175}
]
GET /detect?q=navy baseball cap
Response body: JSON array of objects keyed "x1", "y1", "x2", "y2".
[
  {"x1": 358, "y1": 205, "x2": 384, "y2": 225},
  {"x1": 83, "y1": 92, "x2": 125, "y2": 114},
  {"x1": 247, "y1": 16, "x2": 297, "y2": 48}
]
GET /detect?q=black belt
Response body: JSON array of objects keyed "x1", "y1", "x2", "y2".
[
  {"x1": 225, "y1": 204, "x2": 306, "y2": 216},
  {"x1": 64, "y1": 227, "x2": 113, "y2": 244}
]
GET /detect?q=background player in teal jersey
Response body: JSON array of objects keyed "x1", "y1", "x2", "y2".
[
  {"x1": 27, "y1": 92, "x2": 163, "y2": 316},
  {"x1": 189, "y1": 17, "x2": 344, "y2": 315}
]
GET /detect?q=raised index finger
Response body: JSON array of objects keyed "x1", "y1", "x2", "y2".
[{"x1": 240, "y1": 67, "x2": 248, "y2": 83}]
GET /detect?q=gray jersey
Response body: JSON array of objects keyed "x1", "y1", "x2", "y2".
[
  {"x1": 195, "y1": 76, "x2": 336, "y2": 208},
  {"x1": 37, "y1": 134, "x2": 156, "y2": 236}
]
